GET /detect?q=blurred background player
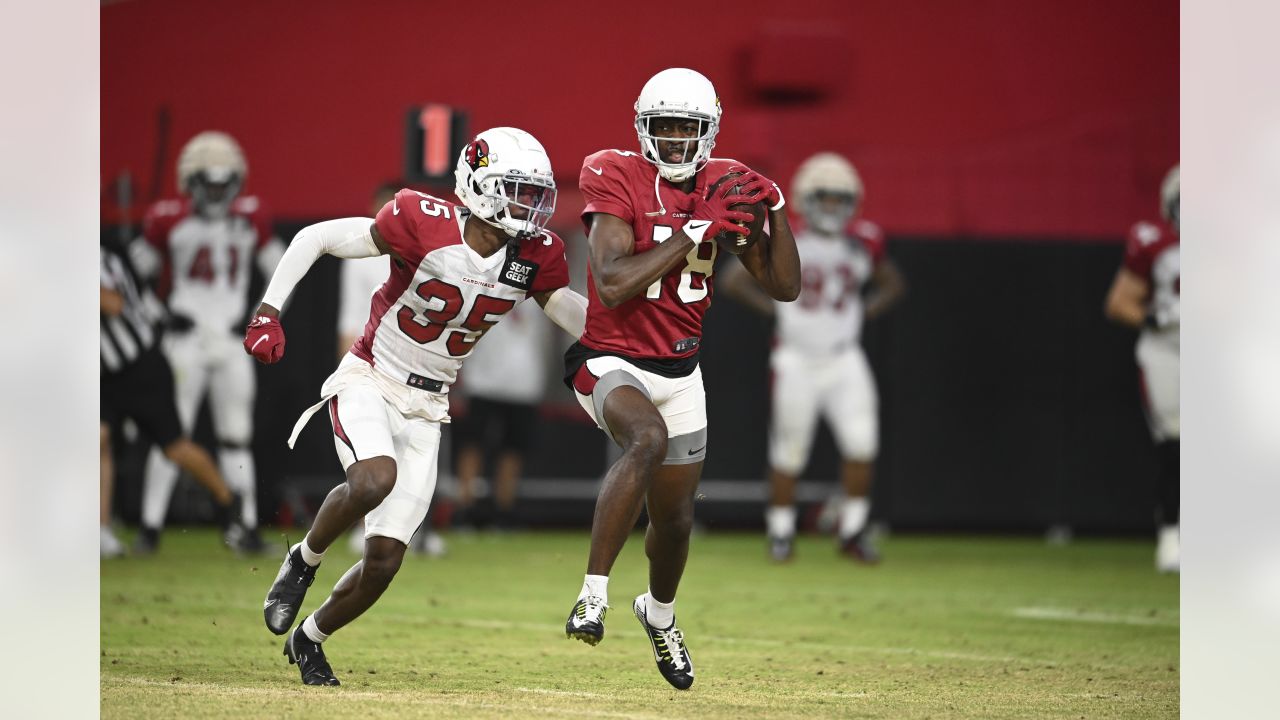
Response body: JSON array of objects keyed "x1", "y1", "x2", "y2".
[
  {"x1": 336, "y1": 182, "x2": 446, "y2": 556},
  {"x1": 101, "y1": 238, "x2": 248, "y2": 555},
  {"x1": 563, "y1": 68, "x2": 800, "y2": 690},
  {"x1": 130, "y1": 131, "x2": 282, "y2": 554},
  {"x1": 721, "y1": 152, "x2": 906, "y2": 563},
  {"x1": 1105, "y1": 165, "x2": 1180, "y2": 573},
  {"x1": 250, "y1": 128, "x2": 586, "y2": 686},
  {"x1": 451, "y1": 299, "x2": 551, "y2": 530}
]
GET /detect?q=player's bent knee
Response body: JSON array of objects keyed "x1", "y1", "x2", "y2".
[
  {"x1": 624, "y1": 423, "x2": 668, "y2": 466},
  {"x1": 346, "y1": 457, "x2": 397, "y2": 510},
  {"x1": 361, "y1": 549, "x2": 404, "y2": 587}
]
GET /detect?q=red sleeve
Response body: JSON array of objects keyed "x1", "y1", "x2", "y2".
[
  {"x1": 233, "y1": 196, "x2": 275, "y2": 250},
  {"x1": 529, "y1": 231, "x2": 571, "y2": 294},
  {"x1": 851, "y1": 218, "x2": 887, "y2": 266},
  {"x1": 1122, "y1": 221, "x2": 1161, "y2": 279},
  {"x1": 580, "y1": 150, "x2": 635, "y2": 231},
  {"x1": 373, "y1": 189, "x2": 427, "y2": 265}
]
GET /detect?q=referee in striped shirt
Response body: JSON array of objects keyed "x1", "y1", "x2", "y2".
[{"x1": 100, "y1": 240, "x2": 249, "y2": 555}]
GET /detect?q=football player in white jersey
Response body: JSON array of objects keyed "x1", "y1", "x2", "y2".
[
  {"x1": 721, "y1": 152, "x2": 905, "y2": 562},
  {"x1": 247, "y1": 127, "x2": 588, "y2": 686},
  {"x1": 1105, "y1": 164, "x2": 1180, "y2": 572},
  {"x1": 130, "y1": 131, "x2": 284, "y2": 554}
]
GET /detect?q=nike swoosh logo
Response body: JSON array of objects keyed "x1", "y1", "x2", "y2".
[
  {"x1": 588, "y1": 166, "x2": 603, "y2": 175},
  {"x1": 264, "y1": 598, "x2": 277, "y2": 609},
  {"x1": 688, "y1": 445, "x2": 706, "y2": 456},
  {"x1": 393, "y1": 197, "x2": 400, "y2": 214},
  {"x1": 686, "y1": 221, "x2": 709, "y2": 233},
  {"x1": 570, "y1": 616, "x2": 590, "y2": 628},
  {"x1": 252, "y1": 334, "x2": 269, "y2": 351}
]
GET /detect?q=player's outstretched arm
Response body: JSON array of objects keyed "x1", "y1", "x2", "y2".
[
  {"x1": 865, "y1": 257, "x2": 907, "y2": 320},
  {"x1": 534, "y1": 287, "x2": 589, "y2": 338},
  {"x1": 245, "y1": 218, "x2": 387, "y2": 363},
  {"x1": 1103, "y1": 268, "x2": 1151, "y2": 329}
]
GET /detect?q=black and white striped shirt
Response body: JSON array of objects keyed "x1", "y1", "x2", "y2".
[{"x1": 100, "y1": 243, "x2": 164, "y2": 373}]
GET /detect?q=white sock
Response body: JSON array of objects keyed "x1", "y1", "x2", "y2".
[
  {"x1": 579, "y1": 574, "x2": 609, "y2": 604},
  {"x1": 141, "y1": 447, "x2": 180, "y2": 529},
  {"x1": 298, "y1": 537, "x2": 325, "y2": 567},
  {"x1": 838, "y1": 497, "x2": 870, "y2": 540},
  {"x1": 302, "y1": 615, "x2": 329, "y2": 643},
  {"x1": 644, "y1": 589, "x2": 675, "y2": 629},
  {"x1": 766, "y1": 505, "x2": 797, "y2": 539},
  {"x1": 219, "y1": 447, "x2": 257, "y2": 527}
]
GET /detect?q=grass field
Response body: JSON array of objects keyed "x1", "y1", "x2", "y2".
[{"x1": 101, "y1": 530, "x2": 1178, "y2": 719}]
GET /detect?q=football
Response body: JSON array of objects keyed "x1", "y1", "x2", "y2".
[{"x1": 706, "y1": 171, "x2": 766, "y2": 254}]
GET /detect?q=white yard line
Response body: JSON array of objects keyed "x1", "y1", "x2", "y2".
[{"x1": 1010, "y1": 606, "x2": 1179, "y2": 627}]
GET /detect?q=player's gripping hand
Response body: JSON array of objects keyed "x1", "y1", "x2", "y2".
[
  {"x1": 728, "y1": 167, "x2": 785, "y2": 211},
  {"x1": 244, "y1": 314, "x2": 286, "y2": 364},
  {"x1": 687, "y1": 186, "x2": 757, "y2": 242}
]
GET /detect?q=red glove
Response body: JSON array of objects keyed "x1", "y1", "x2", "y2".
[
  {"x1": 244, "y1": 314, "x2": 286, "y2": 364},
  {"x1": 728, "y1": 167, "x2": 785, "y2": 210},
  {"x1": 689, "y1": 187, "x2": 756, "y2": 242}
]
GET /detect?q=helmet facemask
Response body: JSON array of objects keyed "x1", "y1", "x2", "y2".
[
  {"x1": 188, "y1": 167, "x2": 243, "y2": 219},
  {"x1": 803, "y1": 190, "x2": 859, "y2": 236},
  {"x1": 635, "y1": 112, "x2": 717, "y2": 183},
  {"x1": 473, "y1": 171, "x2": 556, "y2": 239}
]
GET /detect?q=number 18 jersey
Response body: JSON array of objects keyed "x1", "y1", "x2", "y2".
[{"x1": 578, "y1": 150, "x2": 742, "y2": 366}]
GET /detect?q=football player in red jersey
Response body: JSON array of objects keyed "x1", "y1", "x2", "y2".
[
  {"x1": 562, "y1": 68, "x2": 801, "y2": 689},
  {"x1": 245, "y1": 128, "x2": 588, "y2": 686},
  {"x1": 1105, "y1": 165, "x2": 1180, "y2": 572}
]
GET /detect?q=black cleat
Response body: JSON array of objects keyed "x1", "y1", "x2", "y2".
[
  {"x1": 565, "y1": 595, "x2": 607, "y2": 646},
  {"x1": 132, "y1": 526, "x2": 160, "y2": 556},
  {"x1": 632, "y1": 594, "x2": 694, "y2": 690},
  {"x1": 228, "y1": 525, "x2": 268, "y2": 554},
  {"x1": 284, "y1": 621, "x2": 340, "y2": 686},
  {"x1": 768, "y1": 535, "x2": 794, "y2": 562},
  {"x1": 839, "y1": 530, "x2": 881, "y2": 564},
  {"x1": 264, "y1": 546, "x2": 319, "y2": 635}
]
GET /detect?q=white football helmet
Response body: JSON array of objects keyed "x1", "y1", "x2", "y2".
[
  {"x1": 1160, "y1": 164, "x2": 1179, "y2": 232},
  {"x1": 791, "y1": 152, "x2": 863, "y2": 235},
  {"x1": 455, "y1": 127, "x2": 556, "y2": 239},
  {"x1": 634, "y1": 68, "x2": 722, "y2": 183},
  {"x1": 177, "y1": 131, "x2": 246, "y2": 218}
]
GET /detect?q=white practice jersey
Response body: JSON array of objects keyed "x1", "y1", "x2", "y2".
[
  {"x1": 352, "y1": 189, "x2": 570, "y2": 390},
  {"x1": 143, "y1": 195, "x2": 274, "y2": 332},
  {"x1": 775, "y1": 219, "x2": 886, "y2": 355},
  {"x1": 459, "y1": 299, "x2": 550, "y2": 404},
  {"x1": 1123, "y1": 219, "x2": 1180, "y2": 350}
]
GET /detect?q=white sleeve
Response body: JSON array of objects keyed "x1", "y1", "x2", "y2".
[
  {"x1": 540, "y1": 287, "x2": 588, "y2": 339},
  {"x1": 260, "y1": 218, "x2": 380, "y2": 311}
]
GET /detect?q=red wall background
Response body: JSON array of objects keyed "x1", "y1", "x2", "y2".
[{"x1": 102, "y1": 0, "x2": 1177, "y2": 239}]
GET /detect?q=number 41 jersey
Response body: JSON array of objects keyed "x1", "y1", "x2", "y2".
[
  {"x1": 578, "y1": 150, "x2": 743, "y2": 364},
  {"x1": 352, "y1": 189, "x2": 569, "y2": 389}
]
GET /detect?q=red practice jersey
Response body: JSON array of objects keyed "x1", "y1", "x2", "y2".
[
  {"x1": 578, "y1": 150, "x2": 745, "y2": 363},
  {"x1": 353, "y1": 189, "x2": 569, "y2": 388}
]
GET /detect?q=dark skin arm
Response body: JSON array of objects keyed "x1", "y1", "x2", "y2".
[
  {"x1": 864, "y1": 257, "x2": 907, "y2": 320},
  {"x1": 255, "y1": 222, "x2": 402, "y2": 319},
  {"x1": 734, "y1": 208, "x2": 802, "y2": 302},
  {"x1": 587, "y1": 212, "x2": 701, "y2": 308},
  {"x1": 717, "y1": 261, "x2": 775, "y2": 318}
]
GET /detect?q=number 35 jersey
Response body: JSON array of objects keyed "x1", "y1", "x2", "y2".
[
  {"x1": 353, "y1": 189, "x2": 569, "y2": 390},
  {"x1": 578, "y1": 150, "x2": 743, "y2": 364}
]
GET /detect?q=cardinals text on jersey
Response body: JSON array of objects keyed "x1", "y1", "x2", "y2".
[{"x1": 355, "y1": 189, "x2": 569, "y2": 389}]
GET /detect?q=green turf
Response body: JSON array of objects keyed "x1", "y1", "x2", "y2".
[{"x1": 101, "y1": 530, "x2": 1178, "y2": 719}]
